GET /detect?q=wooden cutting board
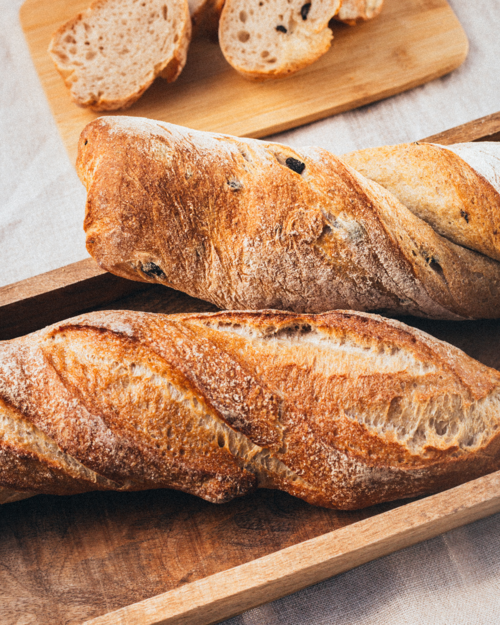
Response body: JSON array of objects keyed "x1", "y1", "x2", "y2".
[
  {"x1": 1, "y1": 113, "x2": 500, "y2": 625},
  {"x1": 20, "y1": 0, "x2": 468, "y2": 164}
]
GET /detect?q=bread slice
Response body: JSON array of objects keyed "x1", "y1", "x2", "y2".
[
  {"x1": 48, "y1": 0, "x2": 192, "y2": 111},
  {"x1": 219, "y1": 0, "x2": 341, "y2": 80},
  {"x1": 335, "y1": 0, "x2": 384, "y2": 25}
]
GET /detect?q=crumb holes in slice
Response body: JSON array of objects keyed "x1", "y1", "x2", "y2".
[
  {"x1": 238, "y1": 30, "x2": 250, "y2": 42},
  {"x1": 162, "y1": 5, "x2": 168, "y2": 19},
  {"x1": 239, "y1": 10, "x2": 247, "y2": 22},
  {"x1": 435, "y1": 421, "x2": 448, "y2": 436},
  {"x1": 261, "y1": 50, "x2": 269, "y2": 58}
]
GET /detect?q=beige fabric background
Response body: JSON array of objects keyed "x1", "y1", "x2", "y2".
[{"x1": 1, "y1": 0, "x2": 500, "y2": 623}]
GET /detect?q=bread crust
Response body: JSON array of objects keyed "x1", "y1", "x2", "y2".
[
  {"x1": 2, "y1": 309, "x2": 500, "y2": 509},
  {"x1": 343, "y1": 142, "x2": 500, "y2": 262},
  {"x1": 78, "y1": 117, "x2": 500, "y2": 319}
]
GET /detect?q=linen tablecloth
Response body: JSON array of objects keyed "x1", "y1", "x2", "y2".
[{"x1": 2, "y1": 1, "x2": 500, "y2": 623}]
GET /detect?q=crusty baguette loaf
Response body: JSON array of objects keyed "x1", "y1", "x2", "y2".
[
  {"x1": 78, "y1": 117, "x2": 500, "y2": 320},
  {"x1": 2, "y1": 309, "x2": 500, "y2": 509},
  {"x1": 218, "y1": 0, "x2": 341, "y2": 80},
  {"x1": 48, "y1": 0, "x2": 191, "y2": 111},
  {"x1": 335, "y1": 0, "x2": 384, "y2": 25}
]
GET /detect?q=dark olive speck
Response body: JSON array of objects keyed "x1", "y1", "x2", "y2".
[
  {"x1": 285, "y1": 157, "x2": 306, "y2": 174},
  {"x1": 142, "y1": 262, "x2": 166, "y2": 279},
  {"x1": 300, "y1": 3, "x2": 311, "y2": 20},
  {"x1": 276, "y1": 25, "x2": 287, "y2": 33}
]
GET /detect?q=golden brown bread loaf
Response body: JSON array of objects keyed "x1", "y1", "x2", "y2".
[
  {"x1": 2, "y1": 309, "x2": 500, "y2": 509},
  {"x1": 79, "y1": 117, "x2": 500, "y2": 320}
]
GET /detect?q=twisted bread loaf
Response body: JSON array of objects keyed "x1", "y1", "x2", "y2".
[
  {"x1": 79, "y1": 117, "x2": 500, "y2": 320},
  {"x1": 1, "y1": 309, "x2": 500, "y2": 509}
]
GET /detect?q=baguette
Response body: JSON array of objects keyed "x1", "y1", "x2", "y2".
[
  {"x1": 48, "y1": 0, "x2": 191, "y2": 111},
  {"x1": 79, "y1": 117, "x2": 500, "y2": 320},
  {"x1": 2, "y1": 309, "x2": 500, "y2": 509},
  {"x1": 218, "y1": 0, "x2": 341, "y2": 80}
]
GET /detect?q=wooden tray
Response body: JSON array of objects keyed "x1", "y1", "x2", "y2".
[
  {"x1": 1, "y1": 112, "x2": 500, "y2": 625},
  {"x1": 20, "y1": 0, "x2": 468, "y2": 164}
]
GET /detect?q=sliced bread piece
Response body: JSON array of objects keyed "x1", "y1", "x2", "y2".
[
  {"x1": 219, "y1": 0, "x2": 341, "y2": 80},
  {"x1": 48, "y1": 0, "x2": 192, "y2": 111},
  {"x1": 335, "y1": 0, "x2": 384, "y2": 25}
]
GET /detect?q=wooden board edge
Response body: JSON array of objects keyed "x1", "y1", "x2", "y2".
[
  {"x1": 242, "y1": 26, "x2": 469, "y2": 142},
  {"x1": 0, "y1": 257, "x2": 103, "y2": 306},
  {"x1": 423, "y1": 110, "x2": 500, "y2": 145},
  {"x1": 0, "y1": 257, "x2": 149, "y2": 340},
  {"x1": 83, "y1": 470, "x2": 500, "y2": 625}
]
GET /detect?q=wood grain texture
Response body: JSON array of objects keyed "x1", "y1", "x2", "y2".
[
  {"x1": 1, "y1": 114, "x2": 499, "y2": 625},
  {"x1": 20, "y1": 0, "x2": 468, "y2": 164},
  {"x1": 0, "y1": 482, "x2": 402, "y2": 624},
  {"x1": 0, "y1": 258, "x2": 148, "y2": 340},
  {"x1": 84, "y1": 470, "x2": 500, "y2": 625}
]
